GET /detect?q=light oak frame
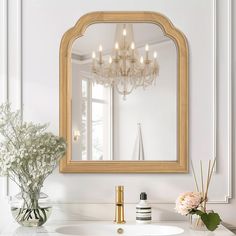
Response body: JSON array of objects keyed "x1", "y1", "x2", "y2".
[{"x1": 59, "y1": 11, "x2": 188, "y2": 173}]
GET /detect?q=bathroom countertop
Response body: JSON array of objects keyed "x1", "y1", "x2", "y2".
[{"x1": 0, "y1": 220, "x2": 235, "y2": 236}]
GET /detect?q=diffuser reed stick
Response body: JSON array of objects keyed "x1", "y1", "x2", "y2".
[
  {"x1": 176, "y1": 158, "x2": 221, "y2": 231},
  {"x1": 190, "y1": 158, "x2": 216, "y2": 211},
  {"x1": 190, "y1": 160, "x2": 199, "y2": 192}
]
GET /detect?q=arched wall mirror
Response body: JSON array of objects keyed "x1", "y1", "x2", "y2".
[{"x1": 60, "y1": 12, "x2": 188, "y2": 173}]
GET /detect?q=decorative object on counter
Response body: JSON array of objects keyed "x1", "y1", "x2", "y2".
[
  {"x1": 136, "y1": 192, "x2": 152, "y2": 224},
  {"x1": 175, "y1": 159, "x2": 221, "y2": 231},
  {"x1": 10, "y1": 192, "x2": 51, "y2": 226},
  {"x1": 0, "y1": 103, "x2": 66, "y2": 227}
]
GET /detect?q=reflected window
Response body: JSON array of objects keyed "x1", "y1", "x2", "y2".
[{"x1": 73, "y1": 76, "x2": 113, "y2": 161}]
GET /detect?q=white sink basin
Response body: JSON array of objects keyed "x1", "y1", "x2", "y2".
[{"x1": 56, "y1": 224, "x2": 184, "y2": 236}]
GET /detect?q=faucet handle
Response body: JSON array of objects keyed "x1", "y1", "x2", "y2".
[
  {"x1": 116, "y1": 185, "x2": 124, "y2": 191},
  {"x1": 115, "y1": 185, "x2": 124, "y2": 204}
]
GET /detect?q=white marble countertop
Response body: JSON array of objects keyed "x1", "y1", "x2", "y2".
[{"x1": 0, "y1": 220, "x2": 235, "y2": 236}]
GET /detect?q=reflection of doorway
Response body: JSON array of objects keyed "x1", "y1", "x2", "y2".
[{"x1": 72, "y1": 72, "x2": 113, "y2": 161}]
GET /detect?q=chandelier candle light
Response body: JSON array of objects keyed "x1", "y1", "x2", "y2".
[{"x1": 91, "y1": 24, "x2": 159, "y2": 99}]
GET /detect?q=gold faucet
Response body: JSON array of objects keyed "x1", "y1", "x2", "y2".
[{"x1": 114, "y1": 185, "x2": 126, "y2": 224}]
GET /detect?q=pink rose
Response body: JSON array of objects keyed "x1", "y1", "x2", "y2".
[{"x1": 175, "y1": 192, "x2": 202, "y2": 215}]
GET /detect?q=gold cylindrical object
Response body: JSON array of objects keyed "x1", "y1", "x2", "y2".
[
  {"x1": 115, "y1": 186, "x2": 124, "y2": 204},
  {"x1": 114, "y1": 185, "x2": 126, "y2": 224}
]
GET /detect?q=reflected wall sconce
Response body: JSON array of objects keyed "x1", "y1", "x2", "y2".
[{"x1": 73, "y1": 130, "x2": 80, "y2": 142}]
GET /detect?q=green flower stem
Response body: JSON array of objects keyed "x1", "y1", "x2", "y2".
[{"x1": 15, "y1": 190, "x2": 49, "y2": 224}]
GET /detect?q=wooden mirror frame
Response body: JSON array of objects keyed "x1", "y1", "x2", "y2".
[{"x1": 59, "y1": 11, "x2": 188, "y2": 173}]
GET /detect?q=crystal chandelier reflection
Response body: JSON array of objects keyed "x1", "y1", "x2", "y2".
[{"x1": 91, "y1": 24, "x2": 159, "y2": 99}]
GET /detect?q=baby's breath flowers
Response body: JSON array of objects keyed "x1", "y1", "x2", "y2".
[{"x1": 0, "y1": 103, "x2": 66, "y2": 226}]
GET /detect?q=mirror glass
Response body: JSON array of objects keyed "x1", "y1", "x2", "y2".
[{"x1": 71, "y1": 23, "x2": 177, "y2": 161}]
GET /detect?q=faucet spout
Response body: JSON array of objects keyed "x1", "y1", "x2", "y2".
[{"x1": 114, "y1": 186, "x2": 126, "y2": 224}]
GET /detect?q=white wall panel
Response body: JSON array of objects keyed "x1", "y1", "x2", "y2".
[
  {"x1": 0, "y1": 0, "x2": 9, "y2": 203},
  {"x1": 8, "y1": 0, "x2": 22, "y2": 111},
  {"x1": 0, "y1": 0, "x2": 23, "y2": 230},
  {"x1": 0, "y1": 0, "x2": 8, "y2": 104}
]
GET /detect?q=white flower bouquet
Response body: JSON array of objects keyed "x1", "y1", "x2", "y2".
[{"x1": 0, "y1": 103, "x2": 66, "y2": 226}]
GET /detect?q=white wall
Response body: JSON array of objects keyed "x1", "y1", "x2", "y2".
[
  {"x1": 114, "y1": 41, "x2": 177, "y2": 161},
  {"x1": 0, "y1": 0, "x2": 235, "y2": 232}
]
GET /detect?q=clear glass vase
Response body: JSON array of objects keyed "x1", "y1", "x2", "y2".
[
  {"x1": 10, "y1": 192, "x2": 52, "y2": 227},
  {"x1": 189, "y1": 214, "x2": 207, "y2": 231},
  {"x1": 189, "y1": 209, "x2": 213, "y2": 231}
]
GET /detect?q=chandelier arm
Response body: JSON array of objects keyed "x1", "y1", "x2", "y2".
[{"x1": 91, "y1": 23, "x2": 159, "y2": 98}]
